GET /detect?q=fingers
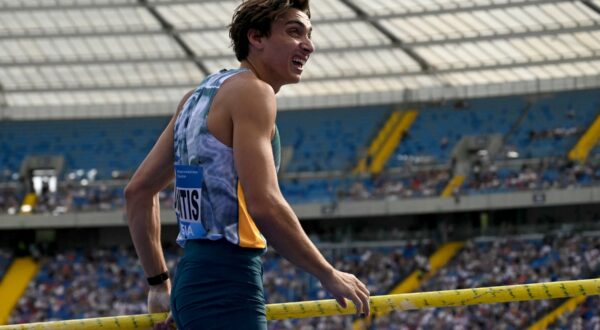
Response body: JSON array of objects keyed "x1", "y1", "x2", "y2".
[
  {"x1": 335, "y1": 296, "x2": 347, "y2": 308},
  {"x1": 349, "y1": 292, "x2": 363, "y2": 316},
  {"x1": 356, "y1": 280, "x2": 371, "y2": 316},
  {"x1": 357, "y1": 287, "x2": 370, "y2": 317},
  {"x1": 348, "y1": 276, "x2": 370, "y2": 317},
  {"x1": 323, "y1": 270, "x2": 371, "y2": 317},
  {"x1": 148, "y1": 289, "x2": 171, "y2": 313},
  {"x1": 153, "y1": 312, "x2": 174, "y2": 330},
  {"x1": 348, "y1": 288, "x2": 371, "y2": 317},
  {"x1": 333, "y1": 278, "x2": 370, "y2": 316}
]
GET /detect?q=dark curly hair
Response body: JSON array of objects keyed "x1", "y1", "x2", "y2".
[{"x1": 229, "y1": 0, "x2": 311, "y2": 61}]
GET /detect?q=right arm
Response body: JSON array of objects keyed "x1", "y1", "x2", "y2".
[
  {"x1": 225, "y1": 77, "x2": 370, "y2": 315},
  {"x1": 125, "y1": 90, "x2": 193, "y2": 320}
]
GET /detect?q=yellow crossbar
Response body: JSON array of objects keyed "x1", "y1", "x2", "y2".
[
  {"x1": 2, "y1": 278, "x2": 599, "y2": 330},
  {"x1": 353, "y1": 242, "x2": 464, "y2": 330}
]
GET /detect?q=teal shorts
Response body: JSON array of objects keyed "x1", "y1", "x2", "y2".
[{"x1": 170, "y1": 239, "x2": 267, "y2": 330}]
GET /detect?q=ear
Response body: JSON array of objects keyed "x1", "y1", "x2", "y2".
[{"x1": 247, "y1": 28, "x2": 265, "y2": 51}]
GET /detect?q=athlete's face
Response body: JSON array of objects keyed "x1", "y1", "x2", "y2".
[{"x1": 262, "y1": 9, "x2": 314, "y2": 87}]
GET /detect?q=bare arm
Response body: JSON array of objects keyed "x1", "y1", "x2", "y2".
[
  {"x1": 227, "y1": 78, "x2": 370, "y2": 315},
  {"x1": 125, "y1": 90, "x2": 193, "y2": 283}
]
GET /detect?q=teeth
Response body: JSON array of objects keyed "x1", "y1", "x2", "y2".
[{"x1": 293, "y1": 57, "x2": 305, "y2": 65}]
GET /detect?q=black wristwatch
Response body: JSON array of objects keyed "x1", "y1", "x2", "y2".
[{"x1": 147, "y1": 271, "x2": 169, "y2": 286}]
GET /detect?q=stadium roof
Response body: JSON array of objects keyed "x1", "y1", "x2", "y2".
[{"x1": 1, "y1": 0, "x2": 600, "y2": 119}]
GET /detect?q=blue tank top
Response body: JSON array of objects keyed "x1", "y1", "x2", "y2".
[{"x1": 173, "y1": 68, "x2": 280, "y2": 249}]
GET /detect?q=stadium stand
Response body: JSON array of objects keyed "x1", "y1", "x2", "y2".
[
  {"x1": 277, "y1": 106, "x2": 391, "y2": 173},
  {"x1": 504, "y1": 90, "x2": 600, "y2": 160},
  {"x1": 8, "y1": 246, "x2": 181, "y2": 324},
  {"x1": 550, "y1": 296, "x2": 600, "y2": 330},
  {"x1": 368, "y1": 233, "x2": 600, "y2": 329},
  {"x1": 5, "y1": 231, "x2": 599, "y2": 329},
  {"x1": 0, "y1": 117, "x2": 169, "y2": 180},
  {"x1": 387, "y1": 96, "x2": 526, "y2": 167},
  {"x1": 462, "y1": 158, "x2": 600, "y2": 195},
  {"x1": 2, "y1": 0, "x2": 600, "y2": 328},
  {"x1": 6, "y1": 240, "x2": 436, "y2": 329},
  {"x1": 1, "y1": 90, "x2": 599, "y2": 329},
  {"x1": 2, "y1": 90, "x2": 599, "y2": 211}
]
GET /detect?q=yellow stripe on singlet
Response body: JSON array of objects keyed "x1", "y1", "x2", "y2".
[{"x1": 237, "y1": 182, "x2": 267, "y2": 249}]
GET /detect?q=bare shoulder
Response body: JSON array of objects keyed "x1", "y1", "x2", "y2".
[
  {"x1": 223, "y1": 71, "x2": 274, "y2": 97},
  {"x1": 219, "y1": 71, "x2": 277, "y2": 118}
]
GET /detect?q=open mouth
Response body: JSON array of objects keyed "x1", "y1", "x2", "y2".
[{"x1": 292, "y1": 56, "x2": 306, "y2": 71}]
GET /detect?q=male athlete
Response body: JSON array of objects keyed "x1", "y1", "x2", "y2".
[{"x1": 125, "y1": 1, "x2": 370, "y2": 328}]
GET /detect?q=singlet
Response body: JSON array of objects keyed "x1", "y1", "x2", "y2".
[{"x1": 173, "y1": 68, "x2": 281, "y2": 249}]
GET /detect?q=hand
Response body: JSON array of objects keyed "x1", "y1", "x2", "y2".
[
  {"x1": 319, "y1": 269, "x2": 370, "y2": 317},
  {"x1": 148, "y1": 281, "x2": 175, "y2": 330}
]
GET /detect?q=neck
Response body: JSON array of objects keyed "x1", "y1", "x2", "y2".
[{"x1": 240, "y1": 59, "x2": 281, "y2": 94}]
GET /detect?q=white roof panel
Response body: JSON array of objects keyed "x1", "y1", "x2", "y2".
[
  {"x1": 312, "y1": 21, "x2": 390, "y2": 49},
  {"x1": 1, "y1": 0, "x2": 600, "y2": 113},
  {"x1": 382, "y1": 2, "x2": 600, "y2": 44},
  {"x1": 304, "y1": 49, "x2": 420, "y2": 79},
  {"x1": 415, "y1": 31, "x2": 600, "y2": 69},
  {"x1": 0, "y1": 0, "x2": 136, "y2": 8},
  {"x1": 312, "y1": 0, "x2": 357, "y2": 20},
  {"x1": 7, "y1": 88, "x2": 185, "y2": 108},
  {"x1": 0, "y1": 35, "x2": 185, "y2": 63},
  {"x1": 182, "y1": 31, "x2": 232, "y2": 57},
  {"x1": 1, "y1": 62, "x2": 200, "y2": 90},
  {"x1": 156, "y1": 1, "x2": 239, "y2": 29}
]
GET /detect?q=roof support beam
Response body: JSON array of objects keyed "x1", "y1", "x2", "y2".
[
  {"x1": 3, "y1": 19, "x2": 598, "y2": 44},
  {"x1": 1, "y1": 0, "x2": 557, "y2": 17},
  {"x1": 406, "y1": 24, "x2": 600, "y2": 47},
  {"x1": 303, "y1": 54, "x2": 600, "y2": 81},
  {"x1": 0, "y1": 30, "x2": 165, "y2": 41},
  {"x1": 351, "y1": 0, "x2": 567, "y2": 19},
  {"x1": 0, "y1": 0, "x2": 228, "y2": 12},
  {"x1": 581, "y1": 0, "x2": 600, "y2": 15},
  {"x1": 6, "y1": 55, "x2": 600, "y2": 93},
  {"x1": 2, "y1": 19, "x2": 598, "y2": 69},
  {"x1": 0, "y1": 57, "x2": 190, "y2": 68},
  {"x1": 0, "y1": 2, "x2": 140, "y2": 12},
  {"x1": 0, "y1": 0, "x2": 568, "y2": 20}
]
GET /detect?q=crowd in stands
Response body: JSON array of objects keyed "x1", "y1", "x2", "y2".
[
  {"x1": 0, "y1": 180, "x2": 176, "y2": 215},
  {"x1": 7, "y1": 240, "x2": 436, "y2": 330},
  {"x1": 264, "y1": 242, "x2": 435, "y2": 329},
  {"x1": 338, "y1": 167, "x2": 451, "y2": 201},
  {"x1": 9, "y1": 246, "x2": 181, "y2": 324},
  {"x1": 551, "y1": 296, "x2": 600, "y2": 330},
  {"x1": 6, "y1": 233, "x2": 599, "y2": 329},
  {"x1": 463, "y1": 158, "x2": 600, "y2": 194},
  {"x1": 0, "y1": 186, "x2": 20, "y2": 215},
  {"x1": 2, "y1": 156, "x2": 600, "y2": 215},
  {"x1": 1, "y1": 89, "x2": 599, "y2": 212},
  {"x1": 527, "y1": 126, "x2": 583, "y2": 142},
  {"x1": 368, "y1": 233, "x2": 600, "y2": 329}
]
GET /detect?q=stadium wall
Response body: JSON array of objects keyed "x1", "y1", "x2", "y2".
[{"x1": 1, "y1": 186, "x2": 599, "y2": 230}]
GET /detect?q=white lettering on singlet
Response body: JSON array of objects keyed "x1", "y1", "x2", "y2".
[
  {"x1": 180, "y1": 223, "x2": 194, "y2": 237},
  {"x1": 175, "y1": 188, "x2": 201, "y2": 222}
]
